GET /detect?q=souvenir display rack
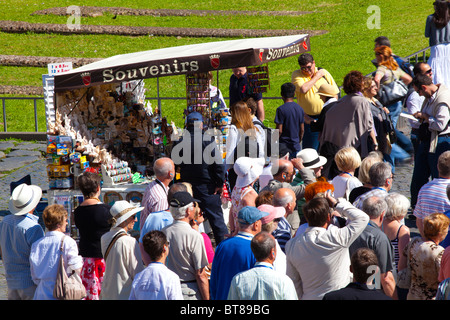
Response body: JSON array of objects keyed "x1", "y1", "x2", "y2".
[
  {"x1": 185, "y1": 72, "x2": 211, "y2": 127},
  {"x1": 247, "y1": 65, "x2": 270, "y2": 94}
]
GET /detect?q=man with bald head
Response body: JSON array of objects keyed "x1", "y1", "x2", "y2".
[
  {"x1": 140, "y1": 157, "x2": 175, "y2": 230},
  {"x1": 260, "y1": 157, "x2": 316, "y2": 234},
  {"x1": 272, "y1": 188, "x2": 297, "y2": 252}
]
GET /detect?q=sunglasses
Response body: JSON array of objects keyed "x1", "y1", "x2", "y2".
[
  {"x1": 425, "y1": 69, "x2": 432, "y2": 74},
  {"x1": 300, "y1": 65, "x2": 313, "y2": 71}
]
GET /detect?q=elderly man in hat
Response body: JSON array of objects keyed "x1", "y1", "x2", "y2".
[
  {"x1": 100, "y1": 201, "x2": 145, "y2": 300},
  {"x1": 0, "y1": 183, "x2": 44, "y2": 300},
  {"x1": 172, "y1": 111, "x2": 228, "y2": 245},
  {"x1": 308, "y1": 83, "x2": 339, "y2": 134},
  {"x1": 261, "y1": 149, "x2": 327, "y2": 232},
  {"x1": 209, "y1": 206, "x2": 269, "y2": 300},
  {"x1": 162, "y1": 191, "x2": 210, "y2": 300}
]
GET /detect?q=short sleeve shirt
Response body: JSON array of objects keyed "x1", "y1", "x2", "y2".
[
  {"x1": 229, "y1": 73, "x2": 263, "y2": 107},
  {"x1": 375, "y1": 65, "x2": 406, "y2": 85},
  {"x1": 291, "y1": 67, "x2": 338, "y2": 116},
  {"x1": 275, "y1": 101, "x2": 305, "y2": 151},
  {"x1": 162, "y1": 220, "x2": 209, "y2": 282},
  {"x1": 349, "y1": 221, "x2": 395, "y2": 274}
]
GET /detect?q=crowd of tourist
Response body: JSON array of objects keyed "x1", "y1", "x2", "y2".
[{"x1": 1, "y1": 1, "x2": 450, "y2": 302}]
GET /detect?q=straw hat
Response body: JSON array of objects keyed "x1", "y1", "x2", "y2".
[
  {"x1": 233, "y1": 157, "x2": 265, "y2": 188},
  {"x1": 8, "y1": 183, "x2": 42, "y2": 215},
  {"x1": 296, "y1": 148, "x2": 327, "y2": 169},
  {"x1": 317, "y1": 83, "x2": 339, "y2": 98},
  {"x1": 110, "y1": 200, "x2": 143, "y2": 228}
]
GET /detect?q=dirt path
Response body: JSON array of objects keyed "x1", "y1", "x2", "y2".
[
  {"x1": 32, "y1": 6, "x2": 313, "y2": 17},
  {"x1": 0, "y1": 20, "x2": 326, "y2": 38}
]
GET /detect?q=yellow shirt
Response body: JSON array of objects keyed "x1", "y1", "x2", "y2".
[{"x1": 291, "y1": 67, "x2": 338, "y2": 116}]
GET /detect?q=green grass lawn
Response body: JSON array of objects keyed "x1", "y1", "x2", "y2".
[{"x1": 0, "y1": 0, "x2": 433, "y2": 130}]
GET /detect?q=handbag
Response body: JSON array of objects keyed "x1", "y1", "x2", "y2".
[
  {"x1": 377, "y1": 69, "x2": 408, "y2": 106},
  {"x1": 396, "y1": 238, "x2": 418, "y2": 290},
  {"x1": 417, "y1": 121, "x2": 432, "y2": 142},
  {"x1": 53, "y1": 235, "x2": 87, "y2": 300}
]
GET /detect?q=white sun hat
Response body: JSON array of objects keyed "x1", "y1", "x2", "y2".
[
  {"x1": 8, "y1": 183, "x2": 42, "y2": 215},
  {"x1": 296, "y1": 148, "x2": 327, "y2": 169},
  {"x1": 233, "y1": 157, "x2": 265, "y2": 189},
  {"x1": 110, "y1": 200, "x2": 144, "y2": 228}
]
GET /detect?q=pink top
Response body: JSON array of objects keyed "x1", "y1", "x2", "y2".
[{"x1": 201, "y1": 233, "x2": 215, "y2": 263}]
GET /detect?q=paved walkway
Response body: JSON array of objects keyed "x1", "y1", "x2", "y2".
[{"x1": 0, "y1": 139, "x2": 418, "y2": 300}]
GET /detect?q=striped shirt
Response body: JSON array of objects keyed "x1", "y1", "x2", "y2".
[
  {"x1": 352, "y1": 187, "x2": 388, "y2": 210},
  {"x1": 414, "y1": 178, "x2": 450, "y2": 220},
  {"x1": 273, "y1": 217, "x2": 291, "y2": 253},
  {"x1": 0, "y1": 213, "x2": 44, "y2": 289},
  {"x1": 139, "y1": 179, "x2": 169, "y2": 230}
]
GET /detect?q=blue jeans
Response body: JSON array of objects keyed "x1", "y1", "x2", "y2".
[
  {"x1": 384, "y1": 144, "x2": 410, "y2": 174},
  {"x1": 384, "y1": 129, "x2": 413, "y2": 173},
  {"x1": 395, "y1": 129, "x2": 414, "y2": 155},
  {"x1": 387, "y1": 100, "x2": 402, "y2": 128},
  {"x1": 410, "y1": 135, "x2": 450, "y2": 207},
  {"x1": 191, "y1": 184, "x2": 228, "y2": 245},
  {"x1": 302, "y1": 120, "x2": 320, "y2": 151}
]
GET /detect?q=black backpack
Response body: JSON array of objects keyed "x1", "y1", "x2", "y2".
[
  {"x1": 233, "y1": 133, "x2": 260, "y2": 162},
  {"x1": 253, "y1": 119, "x2": 277, "y2": 158}
]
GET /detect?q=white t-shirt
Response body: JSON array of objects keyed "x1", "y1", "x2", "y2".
[{"x1": 332, "y1": 174, "x2": 363, "y2": 200}]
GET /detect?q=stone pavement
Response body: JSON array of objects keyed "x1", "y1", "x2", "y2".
[
  {"x1": 0, "y1": 139, "x2": 48, "y2": 300},
  {"x1": 0, "y1": 140, "x2": 48, "y2": 212},
  {"x1": 0, "y1": 139, "x2": 418, "y2": 300}
]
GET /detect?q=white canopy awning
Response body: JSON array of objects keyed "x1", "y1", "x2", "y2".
[{"x1": 54, "y1": 33, "x2": 310, "y2": 92}]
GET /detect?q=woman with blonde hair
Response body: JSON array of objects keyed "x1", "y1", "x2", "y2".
[
  {"x1": 374, "y1": 45, "x2": 413, "y2": 128},
  {"x1": 348, "y1": 151, "x2": 383, "y2": 203},
  {"x1": 401, "y1": 212, "x2": 450, "y2": 300},
  {"x1": 331, "y1": 146, "x2": 363, "y2": 200},
  {"x1": 30, "y1": 205, "x2": 83, "y2": 300}
]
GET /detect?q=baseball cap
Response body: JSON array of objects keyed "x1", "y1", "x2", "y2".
[
  {"x1": 237, "y1": 206, "x2": 269, "y2": 225},
  {"x1": 257, "y1": 204, "x2": 286, "y2": 224},
  {"x1": 169, "y1": 191, "x2": 200, "y2": 208},
  {"x1": 186, "y1": 112, "x2": 203, "y2": 124}
]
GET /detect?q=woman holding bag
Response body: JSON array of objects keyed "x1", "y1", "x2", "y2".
[
  {"x1": 30, "y1": 204, "x2": 83, "y2": 300},
  {"x1": 399, "y1": 213, "x2": 450, "y2": 300},
  {"x1": 374, "y1": 45, "x2": 412, "y2": 128}
]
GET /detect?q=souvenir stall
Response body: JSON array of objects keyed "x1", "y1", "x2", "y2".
[{"x1": 44, "y1": 34, "x2": 310, "y2": 237}]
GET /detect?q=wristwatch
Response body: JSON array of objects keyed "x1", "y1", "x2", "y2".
[{"x1": 333, "y1": 198, "x2": 344, "y2": 208}]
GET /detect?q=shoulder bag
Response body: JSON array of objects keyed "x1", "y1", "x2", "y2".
[
  {"x1": 377, "y1": 69, "x2": 408, "y2": 106},
  {"x1": 53, "y1": 235, "x2": 87, "y2": 300},
  {"x1": 104, "y1": 231, "x2": 127, "y2": 261},
  {"x1": 396, "y1": 238, "x2": 418, "y2": 290}
]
